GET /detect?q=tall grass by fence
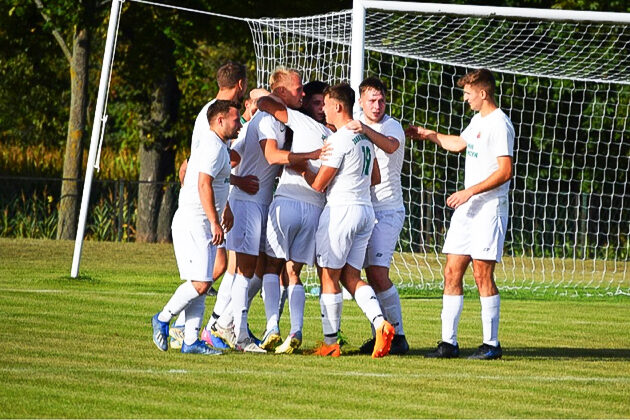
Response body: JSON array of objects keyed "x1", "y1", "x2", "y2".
[{"x1": 0, "y1": 176, "x2": 179, "y2": 241}]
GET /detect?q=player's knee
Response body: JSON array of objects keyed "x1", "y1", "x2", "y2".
[{"x1": 192, "y1": 280, "x2": 211, "y2": 295}]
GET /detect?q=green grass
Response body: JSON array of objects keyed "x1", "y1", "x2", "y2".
[{"x1": 0, "y1": 238, "x2": 629, "y2": 418}]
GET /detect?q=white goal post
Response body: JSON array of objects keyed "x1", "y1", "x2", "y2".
[{"x1": 248, "y1": 0, "x2": 630, "y2": 296}]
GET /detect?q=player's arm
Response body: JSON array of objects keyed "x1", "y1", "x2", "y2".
[
  {"x1": 257, "y1": 96, "x2": 288, "y2": 124},
  {"x1": 405, "y1": 125, "x2": 466, "y2": 153},
  {"x1": 446, "y1": 156, "x2": 513, "y2": 209},
  {"x1": 346, "y1": 120, "x2": 399, "y2": 153},
  {"x1": 229, "y1": 149, "x2": 241, "y2": 168},
  {"x1": 305, "y1": 165, "x2": 338, "y2": 193},
  {"x1": 198, "y1": 172, "x2": 223, "y2": 245},
  {"x1": 371, "y1": 157, "x2": 381, "y2": 186},
  {"x1": 228, "y1": 148, "x2": 259, "y2": 194},
  {"x1": 178, "y1": 159, "x2": 188, "y2": 185},
  {"x1": 260, "y1": 139, "x2": 320, "y2": 165},
  {"x1": 221, "y1": 201, "x2": 234, "y2": 233}
]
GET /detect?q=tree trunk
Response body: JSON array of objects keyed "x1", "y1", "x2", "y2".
[
  {"x1": 57, "y1": 26, "x2": 89, "y2": 240},
  {"x1": 137, "y1": 143, "x2": 161, "y2": 243},
  {"x1": 136, "y1": 74, "x2": 179, "y2": 243}
]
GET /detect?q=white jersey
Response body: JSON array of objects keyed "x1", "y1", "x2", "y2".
[
  {"x1": 274, "y1": 108, "x2": 331, "y2": 208},
  {"x1": 321, "y1": 126, "x2": 375, "y2": 207},
  {"x1": 460, "y1": 108, "x2": 515, "y2": 201},
  {"x1": 359, "y1": 114, "x2": 405, "y2": 211},
  {"x1": 191, "y1": 99, "x2": 217, "y2": 148},
  {"x1": 230, "y1": 111, "x2": 286, "y2": 205},
  {"x1": 178, "y1": 130, "x2": 231, "y2": 218}
]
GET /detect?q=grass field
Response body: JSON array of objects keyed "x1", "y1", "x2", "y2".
[{"x1": 1, "y1": 238, "x2": 629, "y2": 418}]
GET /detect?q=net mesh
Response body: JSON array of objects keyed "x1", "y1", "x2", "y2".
[{"x1": 247, "y1": 7, "x2": 629, "y2": 296}]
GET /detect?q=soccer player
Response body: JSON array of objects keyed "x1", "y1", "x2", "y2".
[
  {"x1": 169, "y1": 62, "x2": 256, "y2": 349},
  {"x1": 255, "y1": 80, "x2": 331, "y2": 353},
  {"x1": 201, "y1": 88, "x2": 270, "y2": 350},
  {"x1": 208, "y1": 68, "x2": 319, "y2": 352},
  {"x1": 346, "y1": 77, "x2": 409, "y2": 355},
  {"x1": 151, "y1": 100, "x2": 242, "y2": 355},
  {"x1": 292, "y1": 83, "x2": 395, "y2": 358},
  {"x1": 406, "y1": 68, "x2": 514, "y2": 360}
]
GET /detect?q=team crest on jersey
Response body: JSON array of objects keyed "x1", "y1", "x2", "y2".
[{"x1": 476, "y1": 132, "x2": 481, "y2": 139}]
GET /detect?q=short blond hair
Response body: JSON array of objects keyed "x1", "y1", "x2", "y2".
[{"x1": 269, "y1": 67, "x2": 301, "y2": 91}]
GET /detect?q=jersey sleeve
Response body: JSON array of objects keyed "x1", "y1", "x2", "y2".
[
  {"x1": 488, "y1": 117, "x2": 514, "y2": 158},
  {"x1": 257, "y1": 113, "x2": 283, "y2": 142},
  {"x1": 381, "y1": 118, "x2": 405, "y2": 144},
  {"x1": 321, "y1": 133, "x2": 349, "y2": 169},
  {"x1": 198, "y1": 141, "x2": 222, "y2": 178}
]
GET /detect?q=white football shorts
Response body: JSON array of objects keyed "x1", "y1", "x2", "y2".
[
  {"x1": 171, "y1": 210, "x2": 216, "y2": 282},
  {"x1": 225, "y1": 198, "x2": 268, "y2": 256},
  {"x1": 265, "y1": 197, "x2": 323, "y2": 266},
  {"x1": 365, "y1": 206, "x2": 405, "y2": 268},
  {"x1": 316, "y1": 204, "x2": 375, "y2": 270},
  {"x1": 442, "y1": 196, "x2": 508, "y2": 262}
]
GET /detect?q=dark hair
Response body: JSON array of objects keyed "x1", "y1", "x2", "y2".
[
  {"x1": 303, "y1": 81, "x2": 328, "y2": 99},
  {"x1": 323, "y1": 83, "x2": 355, "y2": 113},
  {"x1": 216, "y1": 61, "x2": 247, "y2": 89},
  {"x1": 457, "y1": 68, "x2": 496, "y2": 97},
  {"x1": 206, "y1": 100, "x2": 239, "y2": 124},
  {"x1": 359, "y1": 76, "x2": 387, "y2": 97}
]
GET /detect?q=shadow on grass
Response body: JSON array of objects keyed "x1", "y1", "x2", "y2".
[{"x1": 406, "y1": 347, "x2": 630, "y2": 359}]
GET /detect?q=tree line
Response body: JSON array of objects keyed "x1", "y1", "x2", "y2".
[{"x1": 0, "y1": 0, "x2": 626, "y2": 243}]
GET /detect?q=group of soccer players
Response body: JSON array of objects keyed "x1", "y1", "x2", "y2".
[{"x1": 151, "y1": 60, "x2": 514, "y2": 360}]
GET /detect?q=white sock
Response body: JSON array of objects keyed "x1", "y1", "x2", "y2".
[
  {"x1": 278, "y1": 286, "x2": 288, "y2": 320},
  {"x1": 158, "y1": 281, "x2": 199, "y2": 323},
  {"x1": 441, "y1": 295, "x2": 464, "y2": 346},
  {"x1": 320, "y1": 293, "x2": 343, "y2": 345},
  {"x1": 207, "y1": 271, "x2": 235, "y2": 330},
  {"x1": 376, "y1": 285, "x2": 404, "y2": 335},
  {"x1": 183, "y1": 294, "x2": 206, "y2": 345},
  {"x1": 172, "y1": 310, "x2": 186, "y2": 328},
  {"x1": 480, "y1": 294, "x2": 500, "y2": 347},
  {"x1": 215, "y1": 300, "x2": 234, "y2": 330},
  {"x1": 231, "y1": 273, "x2": 250, "y2": 343},
  {"x1": 247, "y1": 274, "x2": 262, "y2": 308},
  {"x1": 354, "y1": 285, "x2": 385, "y2": 329},
  {"x1": 262, "y1": 274, "x2": 280, "y2": 332},
  {"x1": 288, "y1": 284, "x2": 305, "y2": 334}
]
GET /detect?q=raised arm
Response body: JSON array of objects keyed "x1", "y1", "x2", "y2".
[
  {"x1": 260, "y1": 138, "x2": 321, "y2": 166},
  {"x1": 346, "y1": 120, "x2": 399, "y2": 154},
  {"x1": 257, "y1": 96, "x2": 288, "y2": 124},
  {"x1": 405, "y1": 125, "x2": 466, "y2": 153}
]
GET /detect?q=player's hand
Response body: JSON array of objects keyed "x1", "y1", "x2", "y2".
[
  {"x1": 346, "y1": 120, "x2": 364, "y2": 134},
  {"x1": 304, "y1": 148, "x2": 321, "y2": 161},
  {"x1": 320, "y1": 140, "x2": 333, "y2": 159},
  {"x1": 446, "y1": 189, "x2": 473, "y2": 209},
  {"x1": 221, "y1": 205, "x2": 234, "y2": 233},
  {"x1": 235, "y1": 174, "x2": 259, "y2": 195},
  {"x1": 210, "y1": 221, "x2": 224, "y2": 245},
  {"x1": 405, "y1": 125, "x2": 435, "y2": 141}
]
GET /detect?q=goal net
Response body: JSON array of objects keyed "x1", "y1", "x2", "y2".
[{"x1": 247, "y1": 3, "x2": 630, "y2": 297}]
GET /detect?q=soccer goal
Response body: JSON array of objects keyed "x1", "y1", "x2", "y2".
[{"x1": 247, "y1": 1, "x2": 630, "y2": 296}]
